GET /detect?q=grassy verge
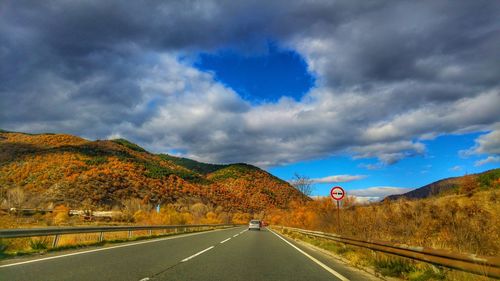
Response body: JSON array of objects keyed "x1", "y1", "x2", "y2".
[
  {"x1": 0, "y1": 227, "x2": 220, "y2": 260},
  {"x1": 277, "y1": 228, "x2": 495, "y2": 281}
]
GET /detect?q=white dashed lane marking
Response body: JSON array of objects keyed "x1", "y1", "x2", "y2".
[
  {"x1": 181, "y1": 228, "x2": 249, "y2": 263},
  {"x1": 220, "y1": 238, "x2": 231, "y2": 244},
  {"x1": 181, "y1": 246, "x2": 215, "y2": 262}
]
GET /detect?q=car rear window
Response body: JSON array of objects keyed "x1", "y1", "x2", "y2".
[{"x1": 250, "y1": 220, "x2": 260, "y2": 224}]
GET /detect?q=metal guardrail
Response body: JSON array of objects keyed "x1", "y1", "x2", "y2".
[
  {"x1": 0, "y1": 224, "x2": 236, "y2": 248},
  {"x1": 276, "y1": 226, "x2": 500, "y2": 279}
]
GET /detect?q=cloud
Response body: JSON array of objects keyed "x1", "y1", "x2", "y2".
[
  {"x1": 348, "y1": 186, "x2": 413, "y2": 198},
  {"x1": 351, "y1": 141, "x2": 426, "y2": 164},
  {"x1": 475, "y1": 156, "x2": 500, "y2": 167},
  {"x1": 449, "y1": 165, "x2": 463, "y2": 171},
  {"x1": 350, "y1": 196, "x2": 381, "y2": 204},
  {"x1": 460, "y1": 124, "x2": 500, "y2": 160},
  {"x1": 473, "y1": 128, "x2": 500, "y2": 155},
  {"x1": 1, "y1": 1, "x2": 499, "y2": 167},
  {"x1": 319, "y1": 186, "x2": 413, "y2": 204},
  {"x1": 311, "y1": 174, "x2": 366, "y2": 184},
  {"x1": 358, "y1": 163, "x2": 384, "y2": 170}
]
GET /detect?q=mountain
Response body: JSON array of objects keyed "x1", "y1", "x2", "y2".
[
  {"x1": 386, "y1": 168, "x2": 500, "y2": 200},
  {"x1": 0, "y1": 131, "x2": 308, "y2": 212}
]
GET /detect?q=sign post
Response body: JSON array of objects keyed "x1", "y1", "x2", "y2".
[{"x1": 330, "y1": 186, "x2": 345, "y2": 230}]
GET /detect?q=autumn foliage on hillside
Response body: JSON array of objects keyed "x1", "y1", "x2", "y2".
[{"x1": 0, "y1": 132, "x2": 307, "y2": 215}]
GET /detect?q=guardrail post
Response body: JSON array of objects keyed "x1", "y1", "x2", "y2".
[
  {"x1": 148, "y1": 229, "x2": 152, "y2": 236},
  {"x1": 52, "y1": 234, "x2": 60, "y2": 248},
  {"x1": 98, "y1": 232, "x2": 104, "y2": 242},
  {"x1": 128, "y1": 230, "x2": 132, "y2": 239}
]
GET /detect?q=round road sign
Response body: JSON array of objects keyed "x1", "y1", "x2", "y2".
[{"x1": 330, "y1": 186, "x2": 345, "y2": 201}]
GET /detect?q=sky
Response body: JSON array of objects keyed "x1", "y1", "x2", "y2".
[{"x1": 1, "y1": 1, "x2": 499, "y2": 200}]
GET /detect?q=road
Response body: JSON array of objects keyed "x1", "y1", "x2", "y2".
[{"x1": 0, "y1": 227, "x2": 376, "y2": 281}]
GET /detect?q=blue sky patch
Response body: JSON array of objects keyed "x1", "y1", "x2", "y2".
[
  {"x1": 194, "y1": 44, "x2": 315, "y2": 103},
  {"x1": 269, "y1": 133, "x2": 495, "y2": 197}
]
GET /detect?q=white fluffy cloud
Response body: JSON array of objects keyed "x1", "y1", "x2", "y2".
[
  {"x1": 311, "y1": 175, "x2": 366, "y2": 184},
  {"x1": 475, "y1": 156, "x2": 500, "y2": 167},
  {"x1": 348, "y1": 186, "x2": 413, "y2": 198},
  {"x1": 470, "y1": 126, "x2": 500, "y2": 155},
  {"x1": 460, "y1": 124, "x2": 500, "y2": 163}
]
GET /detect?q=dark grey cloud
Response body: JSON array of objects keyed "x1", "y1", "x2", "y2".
[
  {"x1": 296, "y1": 1, "x2": 500, "y2": 87},
  {"x1": 1, "y1": 0, "x2": 499, "y2": 166}
]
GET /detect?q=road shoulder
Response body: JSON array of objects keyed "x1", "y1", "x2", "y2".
[{"x1": 273, "y1": 228, "x2": 397, "y2": 281}]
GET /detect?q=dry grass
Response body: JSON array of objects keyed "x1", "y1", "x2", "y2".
[
  {"x1": 269, "y1": 190, "x2": 500, "y2": 256},
  {"x1": 280, "y1": 229, "x2": 496, "y2": 281},
  {"x1": 340, "y1": 191, "x2": 499, "y2": 255},
  {"x1": 0, "y1": 226, "x2": 215, "y2": 258}
]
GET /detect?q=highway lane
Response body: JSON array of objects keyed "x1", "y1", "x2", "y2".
[{"x1": 0, "y1": 226, "x2": 376, "y2": 281}]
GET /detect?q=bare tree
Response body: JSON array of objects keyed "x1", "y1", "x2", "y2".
[{"x1": 291, "y1": 173, "x2": 314, "y2": 197}]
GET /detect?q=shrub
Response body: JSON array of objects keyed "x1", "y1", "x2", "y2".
[
  {"x1": 231, "y1": 212, "x2": 252, "y2": 224},
  {"x1": 53, "y1": 205, "x2": 70, "y2": 225},
  {"x1": 84, "y1": 156, "x2": 108, "y2": 165},
  {"x1": 0, "y1": 239, "x2": 8, "y2": 254},
  {"x1": 407, "y1": 268, "x2": 445, "y2": 281},
  {"x1": 29, "y1": 237, "x2": 50, "y2": 250},
  {"x1": 373, "y1": 256, "x2": 415, "y2": 277},
  {"x1": 143, "y1": 162, "x2": 174, "y2": 179},
  {"x1": 201, "y1": 211, "x2": 222, "y2": 224},
  {"x1": 133, "y1": 210, "x2": 148, "y2": 223}
]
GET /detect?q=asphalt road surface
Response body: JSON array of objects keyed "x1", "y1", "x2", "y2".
[{"x1": 0, "y1": 227, "x2": 377, "y2": 281}]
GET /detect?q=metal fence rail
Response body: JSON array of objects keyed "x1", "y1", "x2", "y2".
[
  {"x1": 276, "y1": 226, "x2": 500, "y2": 279},
  {"x1": 0, "y1": 224, "x2": 236, "y2": 247}
]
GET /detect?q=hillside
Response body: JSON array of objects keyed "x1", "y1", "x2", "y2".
[
  {"x1": 159, "y1": 154, "x2": 227, "y2": 175},
  {"x1": 0, "y1": 131, "x2": 307, "y2": 212},
  {"x1": 386, "y1": 168, "x2": 500, "y2": 200}
]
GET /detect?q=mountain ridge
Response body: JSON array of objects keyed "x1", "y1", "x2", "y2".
[
  {"x1": 385, "y1": 168, "x2": 500, "y2": 200},
  {"x1": 0, "y1": 131, "x2": 308, "y2": 212}
]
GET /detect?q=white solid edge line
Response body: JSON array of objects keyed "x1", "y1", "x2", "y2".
[
  {"x1": 0, "y1": 227, "x2": 238, "y2": 269},
  {"x1": 220, "y1": 238, "x2": 231, "y2": 244},
  {"x1": 181, "y1": 246, "x2": 214, "y2": 262},
  {"x1": 268, "y1": 228, "x2": 350, "y2": 281}
]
